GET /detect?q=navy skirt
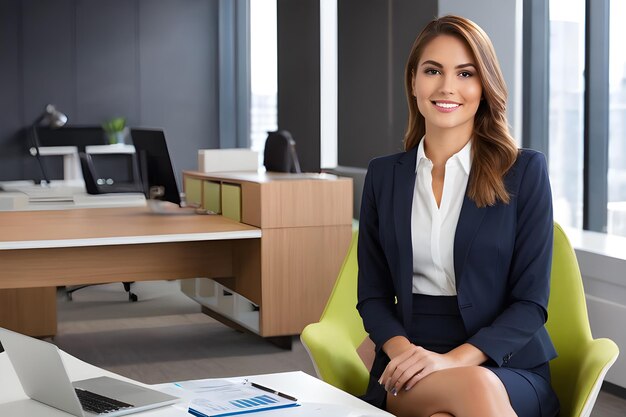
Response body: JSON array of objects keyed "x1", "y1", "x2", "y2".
[{"x1": 362, "y1": 294, "x2": 560, "y2": 417}]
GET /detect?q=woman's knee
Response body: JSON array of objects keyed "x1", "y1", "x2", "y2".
[
  {"x1": 463, "y1": 367, "x2": 508, "y2": 398},
  {"x1": 387, "y1": 366, "x2": 510, "y2": 417}
]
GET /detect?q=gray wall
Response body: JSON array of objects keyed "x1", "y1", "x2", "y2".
[
  {"x1": 337, "y1": 0, "x2": 438, "y2": 168},
  {"x1": 276, "y1": 0, "x2": 437, "y2": 171},
  {"x1": 438, "y1": 0, "x2": 522, "y2": 140},
  {"x1": 277, "y1": 0, "x2": 321, "y2": 173},
  {"x1": 0, "y1": 0, "x2": 220, "y2": 183}
]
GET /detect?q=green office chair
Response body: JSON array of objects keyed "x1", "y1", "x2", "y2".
[
  {"x1": 546, "y1": 223, "x2": 619, "y2": 417},
  {"x1": 301, "y1": 224, "x2": 620, "y2": 416},
  {"x1": 300, "y1": 230, "x2": 370, "y2": 396}
]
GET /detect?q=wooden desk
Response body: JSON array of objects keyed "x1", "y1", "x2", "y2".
[
  {"x1": 182, "y1": 172, "x2": 353, "y2": 341},
  {"x1": 1, "y1": 172, "x2": 353, "y2": 341},
  {"x1": 0, "y1": 207, "x2": 260, "y2": 337}
]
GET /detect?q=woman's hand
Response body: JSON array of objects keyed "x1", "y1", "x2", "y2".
[
  {"x1": 380, "y1": 345, "x2": 460, "y2": 394},
  {"x1": 379, "y1": 341, "x2": 487, "y2": 394}
]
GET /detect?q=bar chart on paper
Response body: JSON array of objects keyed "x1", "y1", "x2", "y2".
[
  {"x1": 156, "y1": 378, "x2": 299, "y2": 417},
  {"x1": 229, "y1": 394, "x2": 283, "y2": 408},
  {"x1": 189, "y1": 393, "x2": 297, "y2": 416}
]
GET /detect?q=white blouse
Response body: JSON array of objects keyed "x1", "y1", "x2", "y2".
[{"x1": 411, "y1": 138, "x2": 472, "y2": 295}]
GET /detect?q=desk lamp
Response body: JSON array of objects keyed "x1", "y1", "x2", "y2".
[{"x1": 29, "y1": 104, "x2": 68, "y2": 185}]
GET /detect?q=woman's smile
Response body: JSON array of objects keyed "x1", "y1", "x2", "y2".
[{"x1": 432, "y1": 100, "x2": 461, "y2": 112}]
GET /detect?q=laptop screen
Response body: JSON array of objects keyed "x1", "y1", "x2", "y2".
[{"x1": 0, "y1": 327, "x2": 178, "y2": 416}]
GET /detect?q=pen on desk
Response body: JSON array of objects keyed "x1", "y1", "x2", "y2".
[{"x1": 250, "y1": 382, "x2": 298, "y2": 402}]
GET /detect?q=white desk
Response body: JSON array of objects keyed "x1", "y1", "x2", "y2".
[
  {"x1": 0, "y1": 350, "x2": 391, "y2": 417},
  {"x1": 35, "y1": 144, "x2": 137, "y2": 182},
  {"x1": 0, "y1": 180, "x2": 146, "y2": 211},
  {"x1": 36, "y1": 146, "x2": 82, "y2": 181}
]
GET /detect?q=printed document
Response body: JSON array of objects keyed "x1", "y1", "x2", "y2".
[{"x1": 156, "y1": 378, "x2": 298, "y2": 417}]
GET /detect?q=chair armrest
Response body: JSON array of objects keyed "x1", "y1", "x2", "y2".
[
  {"x1": 555, "y1": 338, "x2": 619, "y2": 417},
  {"x1": 301, "y1": 322, "x2": 370, "y2": 396},
  {"x1": 576, "y1": 338, "x2": 619, "y2": 417}
]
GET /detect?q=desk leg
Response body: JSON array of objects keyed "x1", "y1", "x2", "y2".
[{"x1": 0, "y1": 287, "x2": 57, "y2": 337}]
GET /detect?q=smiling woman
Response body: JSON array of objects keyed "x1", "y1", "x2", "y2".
[
  {"x1": 412, "y1": 36, "x2": 482, "y2": 138},
  {"x1": 403, "y1": 17, "x2": 518, "y2": 209},
  {"x1": 357, "y1": 15, "x2": 560, "y2": 417}
]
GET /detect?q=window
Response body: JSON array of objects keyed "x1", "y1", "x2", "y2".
[
  {"x1": 320, "y1": 0, "x2": 338, "y2": 169},
  {"x1": 608, "y1": 0, "x2": 626, "y2": 236},
  {"x1": 250, "y1": 0, "x2": 278, "y2": 162},
  {"x1": 546, "y1": 0, "x2": 626, "y2": 235},
  {"x1": 548, "y1": 0, "x2": 586, "y2": 229}
]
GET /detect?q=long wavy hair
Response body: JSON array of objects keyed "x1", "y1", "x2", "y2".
[{"x1": 403, "y1": 15, "x2": 518, "y2": 207}]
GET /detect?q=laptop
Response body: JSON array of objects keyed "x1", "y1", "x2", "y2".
[{"x1": 0, "y1": 328, "x2": 179, "y2": 416}]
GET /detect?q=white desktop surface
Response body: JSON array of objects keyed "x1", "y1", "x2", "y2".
[
  {"x1": 0, "y1": 350, "x2": 391, "y2": 417},
  {"x1": 0, "y1": 226, "x2": 261, "y2": 251},
  {"x1": 0, "y1": 180, "x2": 147, "y2": 211}
]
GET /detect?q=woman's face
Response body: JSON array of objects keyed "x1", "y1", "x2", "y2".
[{"x1": 412, "y1": 34, "x2": 483, "y2": 136}]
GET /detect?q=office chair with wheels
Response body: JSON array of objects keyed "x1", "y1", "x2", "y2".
[
  {"x1": 79, "y1": 152, "x2": 143, "y2": 195},
  {"x1": 301, "y1": 224, "x2": 620, "y2": 415},
  {"x1": 66, "y1": 282, "x2": 137, "y2": 302},
  {"x1": 66, "y1": 152, "x2": 140, "y2": 302}
]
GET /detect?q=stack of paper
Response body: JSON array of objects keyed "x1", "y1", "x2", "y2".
[{"x1": 156, "y1": 378, "x2": 299, "y2": 417}]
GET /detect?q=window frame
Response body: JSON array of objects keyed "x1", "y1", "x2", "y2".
[
  {"x1": 525, "y1": 0, "x2": 611, "y2": 233},
  {"x1": 582, "y1": 0, "x2": 610, "y2": 232}
]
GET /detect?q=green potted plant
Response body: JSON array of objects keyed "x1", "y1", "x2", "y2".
[{"x1": 102, "y1": 117, "x2": 129, "y2": 145}]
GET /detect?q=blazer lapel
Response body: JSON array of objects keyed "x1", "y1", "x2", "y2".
[
  {"x1": 454, "y1": 193, "x2": 487, "y2": 290},
  {"x1": 393, "y1": 147, "x2": 418, "y2": 321}
]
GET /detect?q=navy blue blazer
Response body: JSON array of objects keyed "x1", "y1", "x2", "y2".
[{"x1": 357, "y1": 147, "x2": 557, "y2": 369}]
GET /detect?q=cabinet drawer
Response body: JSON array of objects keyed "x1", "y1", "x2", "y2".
[
  {"x1": 222, "y1": 183, "x2": 242, "y2": 222},
  {"x1": 202, "y1": 180, "x2": 221, "y2": 214},
  {"x1": 184, "y1": 177, "x2": 203, "y2": 207}
]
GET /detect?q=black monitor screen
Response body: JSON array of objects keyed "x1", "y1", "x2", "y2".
[
  {"x1": 130, "y1": 129, "x2": 181, "y2": 206},
  {"x1": 36, "y1": 126, "x2": 107, "y2": 150}
]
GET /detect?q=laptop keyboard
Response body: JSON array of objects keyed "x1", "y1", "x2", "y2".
[{"x1": 75, "y1": 388, "x2": 134, "y2": 414}]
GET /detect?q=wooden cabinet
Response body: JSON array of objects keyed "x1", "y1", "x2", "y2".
[
  {"x1": 0, "y1": 287, "x2": 57, "y2": 337},
  {"x1": 181, "y1": 171, "x2": 353, "y2": 338}
]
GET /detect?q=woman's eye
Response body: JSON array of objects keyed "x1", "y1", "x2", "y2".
[
  {"x1": 425, "y1": 69, "x2": 440, "y2": 75},
  {"x1": 459, "y1": 71, "x2": 473, "y2": 78}
]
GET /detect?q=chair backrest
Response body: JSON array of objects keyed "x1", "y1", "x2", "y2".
[
  {"x1": 78, "y1": 152, "x2": 101, "y2": 195},
  {"x1": 300, "y1": 230, "x2": 370, "y2": 395},
  {"x1": 263, "y1": 130, "x2": 301, "y2": 173},
  {"x1": 319, "y1": 230, "x2": 368, "y2": 346},
  {"x1": 79, "y1": 151, "x2": 143, "y2": 195},
  {"x1": 546, "y1": 223, "x2": 619, "y2": 417},
  {"x1": 547, "y1": 223, "x2": 592, "y2": 347}
]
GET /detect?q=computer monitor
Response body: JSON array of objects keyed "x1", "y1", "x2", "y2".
[
  {"x1": 32, "y1": 126, "x2": 108, "y2": 181},
  {"x1": 130, "y1": 129, "x2": 181, "y2": 206},
  {"x1": 36, "y1": 126, "x2": 107, "y2": 150}
]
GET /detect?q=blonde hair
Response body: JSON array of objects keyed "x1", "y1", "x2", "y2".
[{"x1": 403, "y1": 15, "x2": 518, "y2": 207}]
